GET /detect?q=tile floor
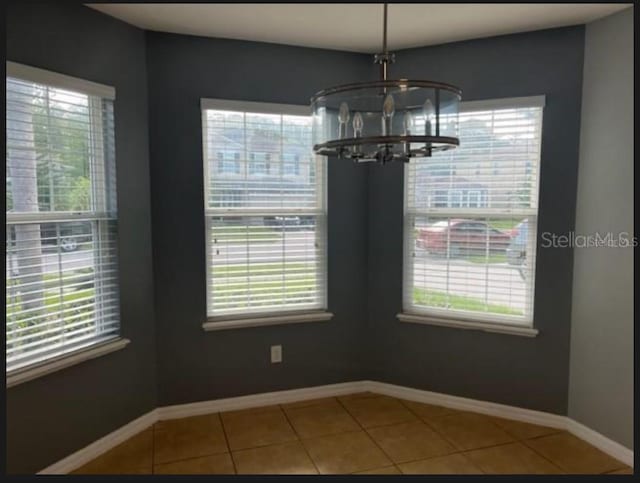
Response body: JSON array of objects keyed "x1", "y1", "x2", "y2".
[{"x1": 72, "y1": 392, "x2": 633, "y2": 475}]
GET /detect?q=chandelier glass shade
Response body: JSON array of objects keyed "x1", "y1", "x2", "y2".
[
  {"x1": 311, "y1": 80, "x2": 461, "y2": 163},
  {"x1": 310, "y1": 4, "x2": 462, "y2": 163}
]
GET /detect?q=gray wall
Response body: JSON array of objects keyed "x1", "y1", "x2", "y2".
[
  {"x1": 568, "y1": 7, "x2": 634, "y2": 449},
  {"x1": 145, "y1": 32, "x2": 372, "y2": 405},
  {"x1": 6, "y1": 3, "x2": 157, "y2": 474},
  {"x1": 366, "y1": 26, "x2": 585, "y2": 414}
]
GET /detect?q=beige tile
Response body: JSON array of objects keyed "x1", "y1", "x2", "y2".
[
  {"x1": 72, "y1": 429, "x2": 153, "y2": 474},
  {"x1": 426, "y1": 412, "x2": 514, "y2": 451},
  {"x1": 607, "y1": 467, "x2": 633, "y2": 475},
  {"x1": 302, "y1": 430, "x2": 392, "y2": 474},
  {"x1": 341, "y1": 395, "x2": 418, "y2": 428},
  {"x1": 487, "y1": 416, "x2": 561, "y2": 440},
  {"x1": 401, "y1": 400, "x2": 458, "y2": 421},
  {"x1": 221, "y1": 406, "x2": 297, "y2": 451},
  {"x1": 367, "y1": 421, "x2": 456, "y2": 464},
  {"x1": 233, "y1": 441, "x2": 317, "y2": 474},
  {"x1": 337, "y1": 392, "x2": 380, "y2": 402},
  {"x1": 153, "y1": 453, "x2": 235, "y2": 474},
  {"x1": 221, "y1": 404, "x2": 281, "y2": 419},
  {"x1": 281, "y1": 397, "x2": 337, "y2": 409},
  {"x1": 73, "y1": 466, "x2": 151, "y2": 475},
  {"x1": 399, "y1": 454, "x2": 483, "y2": 474},
  {"x1": 285, "y1": 400, "x2": 360, "y2": 438},
  {"x1": 355, "y1": 466, "x2": 402, "y2": 474},
  {"x1": 465, "y1": 442, "x2": 562, "y2": 474},
  {"x1": 524, "y1": 432, "x2": 627, "y2": 474},
  {"x1": 153, "y1": 414, "x2": 228, "y2": 464}
]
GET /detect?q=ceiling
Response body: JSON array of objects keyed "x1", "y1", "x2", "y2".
[{"x1": 88, "y1": 3, "x2": 631, "y2": 53}]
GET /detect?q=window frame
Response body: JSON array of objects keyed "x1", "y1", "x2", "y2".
[
  {"x1": 400, "y1": 95, "x2": 545, "y2": 336},
  {"x1": 5, "y1": 62, "x2": 127, "y2": 384},
  {"x1": 200, "y1": 98, "x2": 331, "y2": 329}
]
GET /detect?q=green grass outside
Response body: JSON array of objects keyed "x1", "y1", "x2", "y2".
[
  {"x1": 6, "y1": 269, "x2": 96, "y2": 327},
  {"x1": 487, "y1": 219, "x2": 521, "y2": 231},
  {"x1": 464, "y1": 253, "x2": 508, "y2": 264},
  {"x1": 212, "y1": 262, "x2": 317, "y2": 308},
  {"x1": 6, "y1": 286, "x2": 96, "y2": 353},
  {"x1": 413, "y1": 287, "x2": 522, "y2": 316},
  {"x1": 212, "y1": 262, "x2": 310, "y2": 276},
  {"x1": 6, "y1": 287, "x2": 95, "y2": 318}
]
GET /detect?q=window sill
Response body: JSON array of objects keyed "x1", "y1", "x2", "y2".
[
  {"x1": 397, "y1": 313, "x2": 538, "y2": 337},
  {"x1": 6, "y1": 337, "x2": 131, "y2": 388},
  {"x1": 203, "y1": 311, "x2": 334, "y2": 331}
]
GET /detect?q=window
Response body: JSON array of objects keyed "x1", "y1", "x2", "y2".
[
  {"x1": 283, "y1": 154, "x2": 301, "y2": 177},
  {"x1": 216, "y1": 151, "x2": 224, "y2": 173},
  {"x1": 202, "y1": 99, "x2": 327, "y2": 319},
  {"x1": 216, "y1": 151, "x2": 241, "y2": 175},
  {"x1": 6, "y1": 62, "x2": 120, "y2": 373},
  {"x1": 467, "y1": 190, "x2": 481, "y2": 208},
  {"x1": 448, "y1": 190, "x2": 462, "y2": 208},
  {"x1": 404, "y1": 96, "x2": 543, "y2": 327},
  {"x1": 249, "y1": 153, "x2": 269, "y2": 176}
]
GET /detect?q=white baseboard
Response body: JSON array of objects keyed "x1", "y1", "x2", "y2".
[
  {"x1": 38, "y1": 380, "x2": 633, "y2": 473},
  {"x1": 368, "y1": 381, "x2": 633, "y2": 467},
  {"x1": 367, "y1": 381, "x2": 568, "y2": 429},
  {"x1": 565, "y1": 418, "x2": 634, "y2": 468},
  {"x1": 156, "y1": 381, "x2": 369, "y2": 420},
  {"x1": 38, "y1": 409, "x2": 158, "y2": 475},
  {"x1": 38, "y1": 380, "x2": 366, "y2": 474}
]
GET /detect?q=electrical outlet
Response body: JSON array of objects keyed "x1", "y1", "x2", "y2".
[{"x1": 270, "y1": 345, "x2": 282, "y2": 363}]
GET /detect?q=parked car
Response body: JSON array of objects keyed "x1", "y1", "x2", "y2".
[
  {"x1": 416, "y1": 219, "x2": 512, "y2": 256},
  {"x1": 263, "y1": 216, "x2": 315, "y2": 230},
  {"x1": 507, "y1": 219, "x2": 528, "y2": 279},
  {"x1": 6, "y1": 222, "x2": 91, "y2": 252}
]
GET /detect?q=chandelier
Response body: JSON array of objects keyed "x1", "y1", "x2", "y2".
[{"x1": 311, "y1": 4, "x2": 462, "y2": 164}]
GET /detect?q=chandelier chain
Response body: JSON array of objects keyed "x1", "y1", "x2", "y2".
[{"x1": 382, "y1": 3, "x2": 388, "y2": 54}]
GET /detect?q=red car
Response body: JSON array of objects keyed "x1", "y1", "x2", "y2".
[{"x1": 416, "y1": 219, "x2": 512, "y2": 256}]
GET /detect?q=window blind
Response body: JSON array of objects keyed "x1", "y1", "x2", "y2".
[
  {"x1": 6, "y1": 66, "x2": 120, "y2": 373},
  {"x1": 404, "y1": 98, "x2": 543, "y2": 325},
  {"x1": 202, "y1": 102, "x2": 327, "y2": 318}
]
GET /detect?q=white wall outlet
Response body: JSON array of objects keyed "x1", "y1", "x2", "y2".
[{"x1": 270, "y1": 345, "x2": 282, "y2": 363}]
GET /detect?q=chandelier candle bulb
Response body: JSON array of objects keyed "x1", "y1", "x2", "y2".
[
  {"x1": 423, "y1": 99, "x2": 435, "y2": 136},
  {"x1": 403, "y1": 110, "x2": 414, "y2": 156},
  {"x1": 338, "y1": 101, "x2": 350, "y2": 139},
  {"x1": 353, "y1": 111, "x2": 364, "y2": 137},
  {"x1": 403, "y1": 110, "x2": 413, "y2": 136},
  {"x1": 381, "y1": 93, "x2": 395, "y2": 136},
  {"x1": 352, "y1": 111, "x2": 364, "y2": 158}
]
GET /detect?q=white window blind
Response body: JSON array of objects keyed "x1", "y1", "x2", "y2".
[
  {"x1": 6, "y1": 63, "x2": 120, "y2": 373},
  {"x1": 202, "y1": 99, "x2": 327, "y2": 319},
  {"x1": 404, "y1": 97, "x2": 543, "y2": 326}
]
